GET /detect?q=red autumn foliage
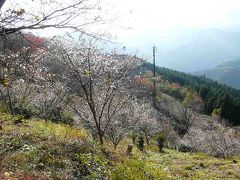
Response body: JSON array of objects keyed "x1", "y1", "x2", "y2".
[
  {"x1": 24, "y1": 34, "x2": 46, "y2": 50},
  {"x1": 24, "y1": 34, "x2": 45, "y2": 45},
  {"x1": 135, "y1": 77, "x2": 154, "y2": 92}
]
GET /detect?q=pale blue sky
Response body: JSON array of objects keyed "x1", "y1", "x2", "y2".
[{"x1": 5, "y1": 0, "x2": 240, "y2": 52}]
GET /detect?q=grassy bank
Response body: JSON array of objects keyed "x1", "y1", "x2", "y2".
[{"x1": 1, "y1": 114, "x2": 240, "y2": 179}]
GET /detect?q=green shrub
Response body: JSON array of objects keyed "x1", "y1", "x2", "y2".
[
  {"x1": 155, "y1": 132, "x2": 166, "y2": 152},
  {"x1": 212, "y1": 108, "x2": 222, "y2": 117},
  {"x1": 129, "y1": 131, "x2": 138, "y2": 144},
  {"x1": 136, "y1": 135, "x2": 144, "y2": 152}
]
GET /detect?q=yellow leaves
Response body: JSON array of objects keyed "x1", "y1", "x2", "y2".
[
  {"x1": 86, "y1": 70, "x2": 94, "y2": 77},
  {"x1": 4, "y1": 171, "x2": 13, "y2": 178},
  {"x1": 0, "y1": 78, "x2": 11, "y2": 87},
  {"x1": 31, "y1": 120, "x2": 89, "y2": 142},
  {"x1": 182, "y1": 91, "x2": 194, "y2": 106},
  {"x1": 212, "y1": 108, "x2": 222, "y2": 117}
]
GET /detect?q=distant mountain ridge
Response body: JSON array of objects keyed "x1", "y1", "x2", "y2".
[
  {"x1": 116, "y1": 27, "x2": 240, "y2": 72},
  {"x1": 195, "y1": 59, "x2": 240, "y2": 89},
  {"x1": 159, "y1": 28, "x2": 240, "y2": 72}
]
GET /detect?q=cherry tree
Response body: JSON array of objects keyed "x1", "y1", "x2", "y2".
[
  {"x1": 104, "y1": 100, "x2": 141, "y2": 149},
  {"x1": 134, "y1": 101, "x2": 161, "y2": 145},
  {"x1": 0, "y1": 43, "x2": 47, "y2": 115},
  {"x1": 105, "y1": 111, "x2": 130, "y2": 149},
  {"x1": 32, "y1": 82, "x2": 69, "y2": 122},
  {"x1": 43, "y1": 37, "x2": 142, "y2": 144}
]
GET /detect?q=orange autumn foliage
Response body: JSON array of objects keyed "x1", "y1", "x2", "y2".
[{"x1": 135, "y1": 77, "x2": 154, "y2": 91}]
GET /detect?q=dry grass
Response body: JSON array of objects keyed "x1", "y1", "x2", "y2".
[{"x1": 1, "y1": 113, "x2": 240, "y2": 179}]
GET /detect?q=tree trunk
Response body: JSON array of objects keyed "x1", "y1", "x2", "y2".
[
  {"x1": 126, "y1": 144, "x2": 133, "y2": 155},
  {"x1": 145, "y1": 134, "x2": 150, "y2": 145},
  {"x1": 6, "y1": 87, "x2": 14, "y2": 116},
  {"x1": 97, "y1": 127, "x2": 104, "y2": 144},
  {"x1": 114, "y1": 143, "x2": 117, "y2": 150},
  {"x1": 99, "y1": 134, "x2": 104, "y2": 144}
]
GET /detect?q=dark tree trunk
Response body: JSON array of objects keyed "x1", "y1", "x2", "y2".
[{"x1": 145, "y1": 134, "x2": 150, "y2": 145}]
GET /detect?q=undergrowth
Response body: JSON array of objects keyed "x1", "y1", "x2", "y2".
[{"x1": 1, "y1": 113, "x2": 240, "y2": 179}]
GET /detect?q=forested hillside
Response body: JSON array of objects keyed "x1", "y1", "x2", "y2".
[{"x1": 143, "y1": 63, "x2": 240, "y2": 125}]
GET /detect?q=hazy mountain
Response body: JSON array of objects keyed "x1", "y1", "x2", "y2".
[
  {"x1": 159, "y1": 28, "x2": 240, "y2": 72},
  {"x1": 114, "y1": 27, "x2": 240, "y2": 72},
  {"x1": 195, "y1": 59, "x2": 240, "y2": 89}
]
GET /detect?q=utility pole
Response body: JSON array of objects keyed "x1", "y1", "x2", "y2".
[{"x1": 153, "y1": 46, "x2": 156, "y2": 106}]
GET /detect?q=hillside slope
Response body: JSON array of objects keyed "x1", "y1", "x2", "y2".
[
  {"x1": 142, "y1": 63, "x2": 240, "y2": 125},
  {"x1": 1, "y1": 114, "x2": 240, "y2": 179},
  {"x1": 196, "y1": 59, "x2": 240, "y2": 89}
]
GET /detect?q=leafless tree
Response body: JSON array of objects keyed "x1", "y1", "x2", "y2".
[
  {"x1": 176, "y1": 107, "x2": 196, "y2": 137},
  {"x1": 0, "y1": 0, "x2": 109, "y2": 37}
]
